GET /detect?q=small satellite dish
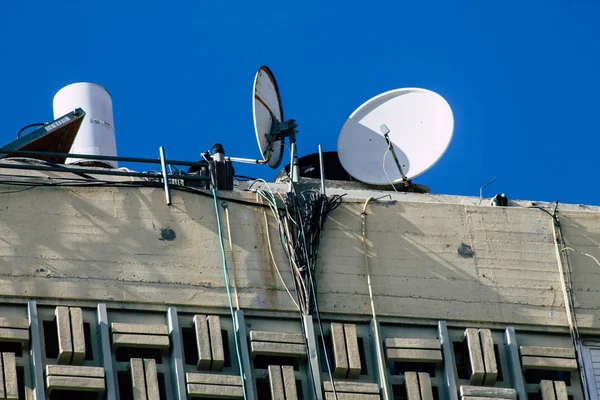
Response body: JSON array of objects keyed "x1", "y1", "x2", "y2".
[
  {"x1": 337, "y1": 88, "x2": 453, "y2": 185},
  {"x1": 253, "y1": 66, "x2": 285, "y2": 168}
]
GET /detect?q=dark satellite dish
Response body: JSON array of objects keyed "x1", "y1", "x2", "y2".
[{"x1": 275, "y1": 151, "x2": 353, "y2": 181}]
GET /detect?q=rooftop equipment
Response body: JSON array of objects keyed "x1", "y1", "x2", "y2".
[
  {"x1": 53, "y1": 83, "x2": 118, "y2": 168},
  {"x1": 0, "y1": 109, "x2": 85, "y2": 163},
  {"x1": 337, "y1": 88, "x2": 454, "y2": 188}
]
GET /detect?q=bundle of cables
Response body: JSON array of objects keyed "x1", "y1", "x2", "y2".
[{"x1": 251, "y1": 179, "x2": 344, "y2": 399}]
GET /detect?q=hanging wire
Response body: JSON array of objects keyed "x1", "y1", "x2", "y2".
[
  {"x1": 531, "y1": 202, "x2": 591, "y2": 400},
  {"x1": 221, "y1": 202, "x2": 240, "y2": 311},
  {"x1": 211, "y1": 189, "x2": 248, "y2": 399},
  {"x1": 382, "y1": 148, "x2": 399, "y2": 192}
]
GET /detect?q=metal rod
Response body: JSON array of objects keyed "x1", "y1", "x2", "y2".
[
  {"x1": 28, "y1": 301, "x2": 46, "y2": 400},
  {"x1": 226, "y1": 156, "x2": 267, "y2": 164},
  {"x1": 318, "y1": 144, "x2": 326, "y2": 197},
  {"x1": 97, "y1": 304, "x2": 117, "y2": 400},
  {"x1": 383, "y1": 132, "x2": 408, "y2": 183},
  {"x1": 0, "y1": 162, "x2": 210, "y2": 181},
  {"x1": 303, "y1": 315, "x2": 323, "y2": 400},
  {"x1": 290, "y1": 142, "x2": 299, "y2": 183},
  {"x1": 0, "y1": 148, "x2": 268, "y2": 168},
  {"x1": 159, "y1": 147, "x2": 172, "y2": 205}
]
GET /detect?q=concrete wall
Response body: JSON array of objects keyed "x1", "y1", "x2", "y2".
[{"x1": 0, "y1": 184, "x2": 599, "y2": 331}]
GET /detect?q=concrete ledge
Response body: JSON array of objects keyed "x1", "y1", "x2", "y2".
[
  {"x1": 519, "y1": 346, "x2": 575, "y2": 359},
  {"x1": 0, "y1": 328, "x2": 29, "y2": 344},
  {"x1": 112, "y1": 333, "x2": 170, "y2": 349},
  {"x1": 0, "y1": 318, "x2": 29, "y2": 330},
  {"x1": 384, "y1": 338, "x2": 440, "y2": 349},
  {"x1": 521, "y1": 356, "x2": 578, "y2": 371},
  {"x1": 187, "y1": 383, "x2": 244, "y2": 398},
  {"x1": 46, "y1": 365, "x2": 104, "y2": 378},
  {"x1": 250, "y1": 330, "x2": 305, "y2": 344},
  {"x1": 46, "y1": 376, "x2": 105, "y2": 392},
  {"x1": 459, "y1": 385, "x2": 517, "y2": 399},
  {"x1": 461, "y1": 397, "x2": 514, "y2": 400},
  {"x1": 111, "y1": 323, "x2": 168, "y2": 335},
  {"x1": 323, "y1": 380, "x2": 380, "y2": 394},
  {"x1": 186, "y1": 373, "x2": 242, "y2": 386},
  {"x1": 325, "y1": 393, "x2": 380, "y2": 400},
  {"x1": 386, "y1": 348, "x2": 443, "y2": 364},
  {"x1": 250, "y1": 341, "x2": 306, "y2": 358}
]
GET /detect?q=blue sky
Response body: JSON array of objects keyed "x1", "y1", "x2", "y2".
[{"x1": 1, "y1": 1, "x2": 599, "y2": 205}]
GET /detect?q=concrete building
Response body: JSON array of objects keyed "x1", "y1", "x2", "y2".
[{"x1": 0, "y1": 154, "x2": 597, "y2": 400}]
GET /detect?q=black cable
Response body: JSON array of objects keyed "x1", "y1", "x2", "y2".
[
  {"x1": 17, "y1": 123, "x2": 46, "y2": 138},
  {"x1": 0, "y1": 176, "x2": 274, "y2": 209},
  {"x1": 234, "y1": 175, "x2": 258, "y2": 181}
]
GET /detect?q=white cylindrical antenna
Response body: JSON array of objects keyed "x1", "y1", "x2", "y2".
[{"x1": 53, "y1": 83, "x2": 118, "y2": 168}]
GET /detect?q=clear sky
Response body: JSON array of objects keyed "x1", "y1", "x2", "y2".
[{"x1": 1, "y1": 1, "x2": 599, "y2": 205}]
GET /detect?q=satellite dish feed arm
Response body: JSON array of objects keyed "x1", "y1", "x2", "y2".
[{"x1": 381, "y1": 124, "x2": 410, "y2": 185}]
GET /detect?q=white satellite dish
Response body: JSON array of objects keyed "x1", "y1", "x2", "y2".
[
  {"x1": 253, "y1": 66, "x2": 285, "y2": 168},
  {"x1": 337, "y1": 88, "x2": 454, "y2": 185}
]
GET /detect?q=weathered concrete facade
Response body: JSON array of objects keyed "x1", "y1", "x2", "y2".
[
  {"x1": 0, "y1": 184, "x2": 598, "y2": 331},
  {"x1": 1, "y1": 180, "x2": 599, "y2": 399}
]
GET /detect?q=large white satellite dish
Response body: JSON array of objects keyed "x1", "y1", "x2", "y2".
[
  {"x1": 253, "y1": 66, "x2": 285, "y2": 168},
  {"x1": 337, "y1": 88, "x2": 454, "y2": 185}
]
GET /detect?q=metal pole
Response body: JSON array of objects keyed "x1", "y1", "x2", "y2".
[
  {"x1": 97, "y1": 304, "x2": 117, "y2": 400},
  {"x1": 303, "y1": 314, "x2": 323, "y2": 400},
  {"x1": 318, "y1": 144, "x2": 326, "y2": 197},
  {"x1": 290, "y1": 143, "x2": 299, "y2": 183},
  {"x1": 226, "y1": 156, "x2": 268, "y2": 165},
  {"x1": 159, "y1": 147, "x2": 172, "y2": 205}
]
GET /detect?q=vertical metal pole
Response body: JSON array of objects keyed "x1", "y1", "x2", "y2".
[
  {"x1": 159, "y1": 146, "x2": 172, "y2": 206},
  {"x1": 438, "y1": 321, "x2": 458, "y2": 400},
  {"x1": 27, "y1": 301, "x2": 46, "y2": 400},
  {"x1": 504, "y1": 327, "x2": 527, "y2": 400},
  {"x1": 318, "y1": 144, "x2": 326, "y2": 197},
  {"x1": 303, "y1": 315, "x2": 323, "y2": 400},
  {"x1": 97, "y1": 304, "x2": 117, "y2": 400},
  {"x1": 369, "y1": 318, "x2": 391, "y2": 400},
  {"x1": 167, "y1": 307, "x2": 187, "y2": 400},
  {"x1": 290, "y1": 143, "x2": 299, "y2": 184},
  {"x1": 234, "y1": 310, "x2": 255, "y2": 400}
]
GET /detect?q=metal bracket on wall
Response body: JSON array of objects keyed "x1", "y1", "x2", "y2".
[
  {"x1": 167, "y1": 307, "x2": 187, "y2": 400},
  {"x1": 504, "y1": 327, "x2": 527, "y2": 400},
  {"x1": 234, "y1": 310, "x2": 255, "y2": 400},
  {"x1": 97, "y1": 304, "x2": 117, "y2": 400},
  {"x1": 303, "y1": 315, "x2": 323, "y2": 400},
  {"x1": 27, "y1": 301, "x2": 46, "y2": 400}
]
